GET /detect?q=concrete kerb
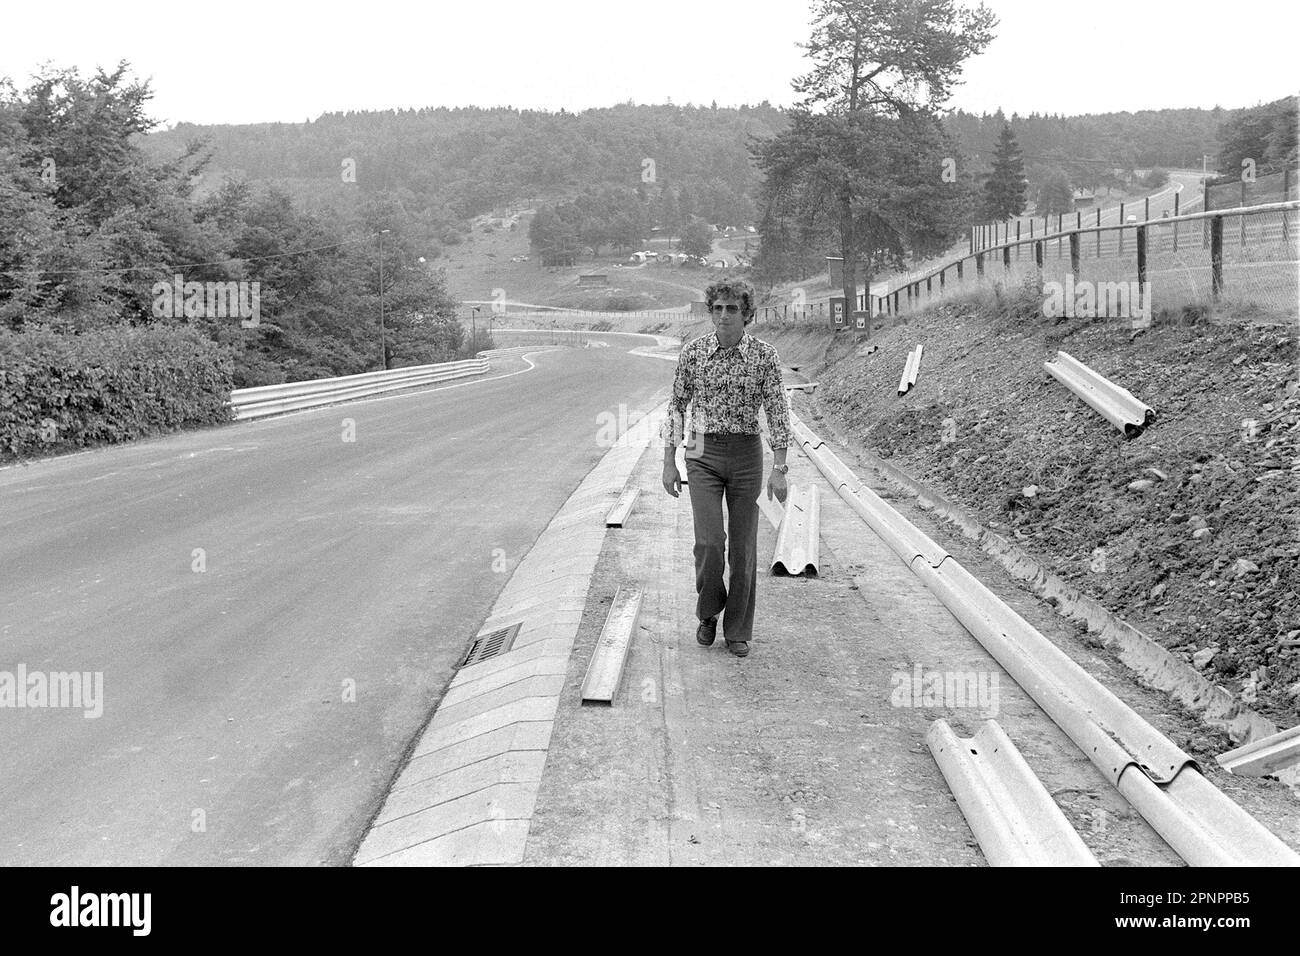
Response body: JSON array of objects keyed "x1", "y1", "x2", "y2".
[
  {"x1": 441, "y1": 655, "x2": 571, "y2": 708},
  {"x1": 433, "y1": 674, "x2": 569, "y2": 727},
  {"x1": 355, "y1": 783, "x2": 540, "y2": 864},
  {"x1": 445, "y1": 639, "x2": 570, "y2": 688},
  {"x1": 351, "y1": 401, "x2": 667, "y2": 867},
  {"x1": 360, "y1": 820, "x2": 533, "y2": 867},
  {"x1": 396, "y1": 722, "x2": 556, "y2": 784},
  {"x1": 377, "y1": 751, "x2": 549, "y2": 827}
]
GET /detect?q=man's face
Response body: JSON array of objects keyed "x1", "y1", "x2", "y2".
[{"x1": 710, "y1": 296, "x2": 746, "y2": 339}]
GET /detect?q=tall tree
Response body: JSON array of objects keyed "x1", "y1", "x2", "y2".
[
  {"x1": 785, "y1": 0, "x2": 996, "y2": 331},
  {"x1": 982, "y1": 123, "x2": 1027, "y2": 220},
  {"x1": 1034, "y1": 166, "x2": 1072, "y2": 218}
]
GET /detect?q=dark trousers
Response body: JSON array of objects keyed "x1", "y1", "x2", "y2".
[{"x1": 684, "y1": 432, "x2": 765, "y2": 642}]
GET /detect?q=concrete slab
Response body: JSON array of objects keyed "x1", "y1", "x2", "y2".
[
  {"x1": 446, "y1": 640, "x2": 570, "y2": 687},
  {"x1": 434, "y1": 674, "x2": 568, "y2": 727},
  {"x1": 378, "y1": 751, "x2": 549, "y2": 826},
  {"x1": 355, "y1": 783, "x2": 538, "y2": 863},
  {"x1": 398, "y1": 721, "x2": 554, "y2": 782},
  {"x1": 419, "y1": 697, "x2": 559, "y2": 755},
  {"x1": 442, "y1": 656, "x2": 571, "y2": 707},
  {"x1": 358, "y1": 820, "x2": 531, "y2": 867}
]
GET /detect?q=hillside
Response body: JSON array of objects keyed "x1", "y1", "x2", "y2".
[
  {"x1": 440, "y1": 210, "x2": 715, "y2": 312},
  {"x1": 758, "y1": 292, "x2": 1299, "y2": 727}
]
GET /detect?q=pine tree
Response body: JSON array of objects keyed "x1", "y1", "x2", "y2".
[{"x1": 982, "y1": 123, "x2": 1027, "y2": 220}]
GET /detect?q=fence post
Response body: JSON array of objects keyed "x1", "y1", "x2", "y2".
[
  {"x1": 1173, "y1": 191, "x2": 1180, "y2": 251},
  {"x1": 957, "y1": 260, "x2": 964, "y2": 281},
  {"x1": 1003, "y1": 244, "x2": 1011, "y2": 271},
  {"x1": 893, "y1": 289, "x2": 900, "y2": 314},
  {"x1": 1202, "y1": 181, "x2": 1211, "y2": 249},
  {"x1": 1016, "y1": 221, "x2": 1021, "y2": 259},
  {"x1": 976, "y1": 252, "x2": 985, "y2": 277},
  {"x1": 1210, "y1": 215, "x2": 1223, "y2": 300},
  {"x1": 939, "y1": 267, "x2": 945, "y2": 290},
  {"x1": 1119, "y1": 203, "x2": 1126, "y2": 255},
  {"x1": 1057, "y1": 213, "x2": 1063, "y2": 258},
  {"x1": 1136, "y1": 224, "x2": 1147, "y2": 313},
  {"x1": 1144, "y1": 197, "x2": 1150, "y2": 222},
  {"x1": 1096, "y1": 207, "x2": 1102, "y2": 257},
  {"x1": 1034, "y1": 240, "x2": 1044, "y2": 272},
  {"x1": 1069, "y1": 231, "x2": 1080, "y2": 276}
]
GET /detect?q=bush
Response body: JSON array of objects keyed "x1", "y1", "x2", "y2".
[
  {"x1": 0, "y1": 324, "x2": 234, "y2": 460},
  {"x1": 1144, "y1": 167, "x2": 1170, "y2": 189}
]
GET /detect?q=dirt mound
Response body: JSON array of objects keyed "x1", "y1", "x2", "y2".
[{"x1": 766, "y1": 290, "x2": 1299, "y2": 723}]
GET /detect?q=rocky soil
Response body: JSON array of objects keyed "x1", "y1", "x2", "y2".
[{"x1": 759, "y1": 290, "x2": 1300, "y2": 723}]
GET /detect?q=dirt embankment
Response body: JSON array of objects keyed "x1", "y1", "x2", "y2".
[{"x1": 757, "y1": 293, "x2": 1300, "y2": 724}]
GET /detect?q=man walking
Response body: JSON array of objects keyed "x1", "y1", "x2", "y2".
[{"x1": 660, "y1": 278, "x2": 791, "y2": 658}]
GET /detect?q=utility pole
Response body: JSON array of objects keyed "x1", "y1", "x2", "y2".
[{"x1": 378, "y1": 229, "x2": 391, "y2": 370}]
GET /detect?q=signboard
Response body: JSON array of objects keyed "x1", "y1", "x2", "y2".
[
  {"x1": 854, "y1": 312, "x2": 867, "y2": 330},
  {"x1": 830, "y1": 296, "x2": 846, "y2": 329}
]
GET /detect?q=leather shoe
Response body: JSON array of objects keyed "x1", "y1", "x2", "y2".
[
  {"x1": 696, "y1": 616, "x2": 718, "y2": 646},
  {"x1": 726, "y1": 640, "x2": 750, "y2": 658}
]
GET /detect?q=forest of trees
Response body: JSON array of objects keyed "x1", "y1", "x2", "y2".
[
  {"x1": 4, "y1": 59, "x2": 1293, "y2": 380},
  {"x1": 1, "y1": 64, "x2": 467, "y2": 390}
]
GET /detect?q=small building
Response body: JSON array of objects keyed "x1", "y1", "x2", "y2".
[{"x1": 1072, "y1": 188, "x2": 1096, "y2": 209}]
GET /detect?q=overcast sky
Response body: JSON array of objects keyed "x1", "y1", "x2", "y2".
[{"x1": 1, "y1": 0, "x2": 1295, "y2": 127}]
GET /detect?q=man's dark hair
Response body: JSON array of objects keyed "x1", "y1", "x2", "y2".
[{"x1": 704, "y1": 278, "x2": 757, "y2": 323}]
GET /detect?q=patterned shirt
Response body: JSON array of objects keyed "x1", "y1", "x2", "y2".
[{"x1": 659, "y1": 331, "x2": 792, "y2": 449}]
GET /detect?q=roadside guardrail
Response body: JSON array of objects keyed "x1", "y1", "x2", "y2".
[{"x1": 228, "y1": 358, "x2": 489, "y2": 421}]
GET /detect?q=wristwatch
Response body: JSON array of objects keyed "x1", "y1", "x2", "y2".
[{"x1": 772, "y1": 463, "x2": 789, "y2": 474}]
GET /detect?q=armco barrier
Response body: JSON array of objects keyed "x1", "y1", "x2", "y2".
[
  {"x1": 229, "y1": 358, "x2": 489, "y2": 421},
  {"x1": 789, "y1": 410, "x2": 1299, "y2": 865},
  {"x1": 926, "y1": 719, "x2": 1098, "y2": 867},
  {"x1": 1044, "y1": 351, "x2": 1155, "y2": 438}
]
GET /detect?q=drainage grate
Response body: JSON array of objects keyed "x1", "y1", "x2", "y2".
[{"x1": 460, "y1": 622, "x2": 521, "y2": 668}]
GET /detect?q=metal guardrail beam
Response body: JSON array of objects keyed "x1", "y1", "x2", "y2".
[
  {"x1": 605, "y1": 486, "x2": 640, "y2": 528},
  {"x1": 1044, "y1": 351, "x2": 1155, "y2": 438},
  {"x1": 771, "y1": 483, "x2": 820, "y2": 576},
  {"x1": 790, "y1": 410, "x2": 1300, "y2": 866},
  {"x1": 927, "y1": 719, "x2": 1099, "y2": 867},
  {"x1": 897, "y1": 345, "x2": 923, "y2": 396},
  {"x1": 1216, "y1": 724, "x2": 1300, "y2": 777},
  {"x1": 229, "y1": 358, "x2": 489, "y2": 421},
  {"x1": 580, "y1": 586, "x2": 642, "y2": 704}
]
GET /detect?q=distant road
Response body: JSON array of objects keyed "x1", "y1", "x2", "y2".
[{"x1": 0, "y1": 339, "x2": 669, "y2": 865}]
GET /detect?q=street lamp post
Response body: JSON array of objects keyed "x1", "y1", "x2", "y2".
[{"x1": 378, "y1": 229, "x2": 391, "y2": 370}]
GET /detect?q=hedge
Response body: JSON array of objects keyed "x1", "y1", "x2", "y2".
[{"x1": 0, "y1": 324, "x2": 234, "y2": 460}]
